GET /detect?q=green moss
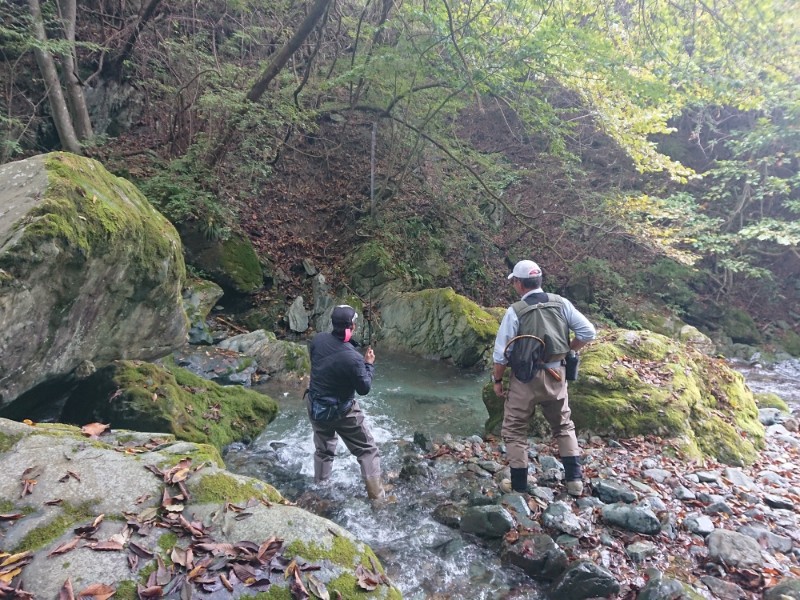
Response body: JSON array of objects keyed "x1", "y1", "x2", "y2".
[
  {"x1": 191, "y1": 472, "x2": 282, "y2": 504},
  {"x1": 220, "y1": 235, "x2": 263, "y2": 293},
  {"x1": 69, "y1": 358, "x2": 277, "y2": 450},
  {"x1": 13, "y1": 501, "x2": 96, "y2": 552},
  {"x1": 157, "y1": 531, "x2": 179, "y2": 553},
  {"x1": 114, "y1": 581, "x2": 137, "y2": 600},
  {"x1": 754, "y1": 392, "x2": 790, "y2": 412},
  {"x1": 285, "y1": 535, "x2": 385, "y2": 574},
  {"x1": 779, "y1": 330, "x2": 800, "y2": 356},
  {"x1": 0, "y1": 431, "x2": 23, "y2": 453},
  {"x1": 138, "y1": 561, "x2": 157, "y2": 584},
  {"x1": 241, "y1": 587, "x2": 293, "y2": 600}
]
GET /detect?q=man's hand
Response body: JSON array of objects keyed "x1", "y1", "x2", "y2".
[
  {"x1": 364, "y1": 346, "x2": 375, "y2": 365},
  {"x1": 493, "y1": 382, "x2": 505, "y2": 397}
]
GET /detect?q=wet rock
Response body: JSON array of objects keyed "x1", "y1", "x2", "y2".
[
  {"x1": 705, "y1": 501, "x2": 734, "y2": 515},
  {"x1": 724, "y1": 467, "x2": 757, "y2": 491},
  {"x1": 432, "y1": 503, "x2": 464, "y2": 528},
  {"x1": 673, "y1": 484, "x2": 696, "y2": 500},
  {"x1": 549, "y1": 559, "x2": 620, "y2": 600},
  {"x1": 636, "y1": 575, "x2": 687, "y2": 600},
  {"x1": 760, "y1": 408, "x2": 786, "y2": 426},
  {"x1": 684, "y1": 513, "x2": 715, "y2": 535},
  {"x1": 601, "y1": 503, "x2": 661, "y2": 535},
  {"x1": 764, "y1": 493, "x2": 794, "y2": 510},
  {"x1": 643, "y1": 468, "x2": 672, "y2": 483},
  {"x1": 737, "y1": 524, "x2": 794, "y2": 553},
  {"x1": 696, "y1": 470, "x2": 720, "y2": 483},
  {"x1": 706, "y1": 529, "x2": 764, "y2": 568},
  {"x1": 626, "y1": 541, "x2": 658, "y2": 563},
  {"x1": 764, "y1": 578, "x2": 800, "y2": 599},
  {"x1": 460, "y1": 505, "x2": 515, "y2": 538},
  {"x1": 542, "y1": 501, "x2": 590, "y2": 537},
  {"x1": 500, "y1": 533, "x2": 568, "y2": 581},
  {"x1": 699, "y1": 575, "x2": 747, "y2": 599},
  {"x1": 593, "y1": 479, "x2": 638, "y2": 504}
]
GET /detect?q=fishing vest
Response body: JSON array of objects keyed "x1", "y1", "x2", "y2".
[{"x1": 511, "y1": 293, "x2": 571, "y2": 361}]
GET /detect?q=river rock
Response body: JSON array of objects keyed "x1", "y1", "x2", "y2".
[
  {"x1": 764, "y1": 578, "x2": 800, "y2": 599},
  {"x1": 183, "y1": 277, "x2": 224, "y2": 345},
  {"x1": 287, "y1": 295, "x2": 309, "y2": 332},
  {"x1": 217, "y1": 329, "x2": 310, "y2": 383},
  {"x1": 0, "y1": 418, "x2": 398, "y2": 599},
  {"x1": 706, "y1": 529, "x2": 764, "y2": 568},
  {"x1": 601, "y1": 503, "x2": 661, "y2": 535},
  {"x1": 460, "y1": 505, "x2": 515, "y2": 538},
  {"x1": 500, "y1": 533, "x2": 568, "y2": 581},
  {"x1": 0, "y1": 153, "x2": 187, "y2": 410},
  {"x1": 549, "y1": 559, "x2": 620, "y2": 600}
]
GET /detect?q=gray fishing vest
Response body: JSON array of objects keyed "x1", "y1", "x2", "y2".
[{"x1": 511, "y1": 293, "x2": 571, "y2": 361}]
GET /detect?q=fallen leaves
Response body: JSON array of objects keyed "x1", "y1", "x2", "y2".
[
  {"x1": 0, "y1": 552, "x2": 32, "y2": 585},
  {"x1": 58, "y1": 579, "x2": 115, "y2": 600},
  {"x1": 19, "y1": 465, "x2": 43, "y2": 498},
  {"x1": 80, "y1": 422, "x2": 110, "y2": 438}
]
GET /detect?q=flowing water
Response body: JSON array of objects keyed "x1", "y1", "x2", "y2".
[
  {"x1": 223, "y1": 351, "x2": 542, "y2": 599},
  {"x1": 223, "y1": 351, "x2": 800, "y2": 599}
]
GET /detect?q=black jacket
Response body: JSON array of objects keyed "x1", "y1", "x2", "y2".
[{"x1": 308, "y1": 332, "x2": 374, "y2": 403}]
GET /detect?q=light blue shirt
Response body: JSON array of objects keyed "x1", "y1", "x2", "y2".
[{"x1": 492, "y1": 289, "x2": 596, "y2": 365}]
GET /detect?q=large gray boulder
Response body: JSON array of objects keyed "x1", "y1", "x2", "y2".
[
  {"x1": 0, "y1": 418, "x2": 399, "y2": 599},
  {"x1": 0, "y1": 153, "x2": 187, "y2": 409},
  {"x1": 378, "y1": 287, "x2": 498, "y2": 368}
]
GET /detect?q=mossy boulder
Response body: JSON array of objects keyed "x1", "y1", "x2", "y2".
[
  {"x1": 483, "y1": 329, "x2": 764, "y2": 465},
  {"x1": 720, "y1": 307, "x2": 762, "y2": 345},
  {"x1": 60, "y1": 359, "x2": 277, "y2": 450},
  {"x1": 378, "y1": 288, "x2": 498, "y2": 368},
  {"x1": 569, "y1": 329, "x2": 764, "y2": 465},
  {"x1": 179, "y1": 223, "x2": 263, "y2": 294},
  {"x1": 0, "y1": 418, "x2": 399, "y2": 599},
  {"x1": 0, "y1": 152, "x2": 187, "y2": 409},
  {"x1": 217, "y1": 329, "x2": 311, "y2": 384}
]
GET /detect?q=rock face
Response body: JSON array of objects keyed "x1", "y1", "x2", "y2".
[
  {"x1": 0, "y1": 153, "x2": 187, "y2": 410},
  {"x1": 378, "y1": 288, "x2": 498, "y2": 368},
  {"x1": 0, "y1": 418, "x2": 398, "y2": 599}
]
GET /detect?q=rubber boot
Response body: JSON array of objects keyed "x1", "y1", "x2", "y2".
[
  {"x1": 561, "y1": 456, "x2": 583, "y2": 497},
  {"x1": 510, "y1": 467, "x2": 528, "y2": 493},
  {"x1": 365, "y1": 477, "x2": 385, "y2": 500}
]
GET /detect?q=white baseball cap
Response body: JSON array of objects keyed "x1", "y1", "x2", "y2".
[{"x1": 507, "y1": 260, "x2": 542, "y2": 279}]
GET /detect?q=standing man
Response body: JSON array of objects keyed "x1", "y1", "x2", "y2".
[
  {"x1": 307, "y1": 304, "x2": 384, "y2": 500},
  {"x1": 492, "y1": 260, "x2": 596, "y2": 496}
]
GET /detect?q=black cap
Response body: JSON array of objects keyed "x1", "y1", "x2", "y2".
[{"x1": 331, "y1": 305, "x2": 357, "y2": 328}]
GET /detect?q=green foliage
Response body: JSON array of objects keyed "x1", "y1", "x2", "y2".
[{"x1": 138, "y1": 154, "x2": 232, "y2": 239}]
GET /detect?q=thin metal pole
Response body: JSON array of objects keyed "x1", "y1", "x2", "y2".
[{"x1": 370, "y1": 121, "x2": 376, "y2": 216}]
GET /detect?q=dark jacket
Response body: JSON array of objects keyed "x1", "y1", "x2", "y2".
[{"x1": 308, "y1": 332, "x2": 374, "y2": 403}]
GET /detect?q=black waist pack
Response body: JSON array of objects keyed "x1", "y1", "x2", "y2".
[
  {"x1": 565, "y1": 351, "x2": 580, "y2": 381},
  {"x1": 307, "y1": 391, "x2": 353, "y2": 421}
]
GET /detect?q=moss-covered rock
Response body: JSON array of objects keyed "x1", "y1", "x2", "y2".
[
  {"x1": 378, "y1": 288, "x2": 498, "y2": 368},
  {"x1": 483, "y1": 329, "x2": 764, "y2": 465},
  {"x1": 60, "y1": 359, "x2": 277, "y2": 450},
  {"x1": 0, "y1": 417, "x2": 399, "y2": 599},
  {"x1": 0, "y1": 152, "x2": 187, "y2": 410},
  {"x1": 569, "y1": 329, "x2": 764, "y2": 465},
  {"x1": 754, "y1": 392, "x2": 790, "y2": 412},
  {"x1": 217, "y1": 330, "x2": 310, "y2": 383},
  {"x1": 179, "y1": 223, "x2": 263, "y2": 294},
  {"x1": 721, "y1": 307, "x2": 762, "y2": 345}
]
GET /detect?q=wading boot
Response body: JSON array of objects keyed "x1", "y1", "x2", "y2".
[
  {"x1": 365, "y1": 477, "x2": 385, "y2": 501},
  {"x1": 510, "y1": 467, "x2": 528, "y2": 493},
  {"x1": 561, "y1": 456, "x2": 583, "y2": 497}
]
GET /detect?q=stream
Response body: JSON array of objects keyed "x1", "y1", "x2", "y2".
[{"x1": 222, "y1": 352, "x2": 800, "y2": 599}]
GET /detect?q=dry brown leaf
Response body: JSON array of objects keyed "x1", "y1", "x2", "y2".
[
  {"x1": 48, "y1": 538, "x2": 81, "y2": 557},
  {"x1": 76, "y1": 583, "x2": 115, "y2": 600},
  {"x1": 58, "y1": 578, "x2": 75, "y2": 600},
  {"x1": 80, "y1": 423, "x2": 110, "y2": 438}
]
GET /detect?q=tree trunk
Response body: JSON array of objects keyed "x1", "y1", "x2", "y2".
[
  {"x1": 103, "y1": 0, "x2": 164, "y2": 81},
  {"x1": 207, "y1": 0, "x2": 332, "y2": 166},
  {"x1": 58, "y1": 0, "x2": 93, "y2": 140},
  {"x1": 27, "y1": 0, "x2": 82, "y2": 154}
]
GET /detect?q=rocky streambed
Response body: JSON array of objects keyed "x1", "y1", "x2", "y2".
[{"x1": 383, "y1": 413, "x2": 800, "y2": 599}]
